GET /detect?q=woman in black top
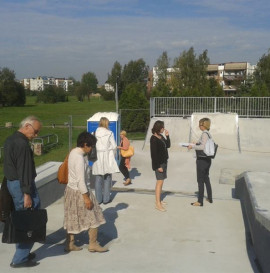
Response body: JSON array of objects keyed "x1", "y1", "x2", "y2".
[{"x1": 150, "y1": 120, "x2": 170, "y2": 212}]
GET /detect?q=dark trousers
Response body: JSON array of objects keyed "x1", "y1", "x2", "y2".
[
  {"x1": 119, "y1": 157, "x2": 130, "y2": 180},
  {"x1": 196, "y1": 158, "x2": 212, "y2": 204}
]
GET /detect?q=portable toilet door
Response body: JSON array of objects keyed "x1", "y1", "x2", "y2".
[{"x1": 87, "y1": 112, "x2": 120, "y2": 165}]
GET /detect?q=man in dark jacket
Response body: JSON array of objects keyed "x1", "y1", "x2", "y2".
[{"x1": 4, "y1": 116, "x2": 42, "y2": 268}]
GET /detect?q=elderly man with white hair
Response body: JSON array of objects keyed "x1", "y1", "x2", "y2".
[{"x1": 4, "y1": 116, "x2": 42, "y2": 268}]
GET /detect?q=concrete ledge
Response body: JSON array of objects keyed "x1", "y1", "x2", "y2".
[
  {"x1": 235, "y1": 171, "x2": 270, "y2": 273},
  {"x1": 35, "y1": 161, "x2": 65, "y2": 209},
  {"x1": 0, "y1": 161, "x2": 65, "y2": 233}
]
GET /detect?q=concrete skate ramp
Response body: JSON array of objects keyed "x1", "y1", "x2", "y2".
[
  {"x1": 144, "y1": 114, "x2": 270, "y2": 153},
  {"x1": 144, "y1": 113, "x2": 240, "y2": 152},
  {"x1": 239, "y1": 118, "x2": 270, "y2": 153},
  {"x1": 190, "y1": 113, "x2": 240, "y2": 152}
]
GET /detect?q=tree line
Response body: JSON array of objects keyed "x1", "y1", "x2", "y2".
[{"x1": 1, "y1": 47, "x2": 270, "y2": 131}]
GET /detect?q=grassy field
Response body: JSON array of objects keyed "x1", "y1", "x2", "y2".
[
  {"x1": 0, "y1": 96, "x2": 147, "y2": 179},
  {"x1": 0, "y1": 96, "x2": 116, "y2": 126}
]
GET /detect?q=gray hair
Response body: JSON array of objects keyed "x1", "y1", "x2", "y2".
[{"x1": 19, "y1": 116, "x2": 41, "y2": 128}]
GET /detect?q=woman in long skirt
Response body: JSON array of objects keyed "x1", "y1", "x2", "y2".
[{"x1": 64, "y1": 131, "x2": 108, "y2": 253}]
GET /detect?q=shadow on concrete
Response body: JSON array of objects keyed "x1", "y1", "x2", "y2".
[
  {"x1": 64, "y1": 202, "x2": 129, "y2": 248},
  {"x1": 129, "y1": 168, "x2": 141, "y2": 180},
  {"x1": 239, "y1": 201, "x2": 262, "y2": 273},
  {"x1": 35, "y1": 227, "x2": 68, "y2": 261},
  {"x1": 98, "y1": 202, "x2": 129, "y2": 246}
]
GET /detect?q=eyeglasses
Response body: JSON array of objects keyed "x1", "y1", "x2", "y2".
[{"x1": 28, "y1": 123, "x2": 39, "y2": 135}]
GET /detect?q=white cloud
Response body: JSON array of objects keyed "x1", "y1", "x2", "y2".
[{"x1": 0, "y1": 1, "x2": 269, "y2": 83}]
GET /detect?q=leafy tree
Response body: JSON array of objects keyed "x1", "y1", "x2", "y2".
[
  {"x1": 237, "y1": 76, "x2": 254, "y2": 96},
  {"x1": 155, "y1": 51, "x2": 170, "y2": 85},
  {"x1": 107, "y1": 61, "x2": 123, "y2": 95},
  {"x1": 253, "y1": 49, "x2": 270, "y2": 95},
  {"x1": 81, "y1": 72, "x2": 98, "y2": 100},
  {"x1": 250, "y1": 83, "x2": 270, "y2": 97},
  {"x1": 206, "y1": 78, "x2": 224, "y2": 97},
  {"x1": 151, "y1": 51, "x2": 172, "y2": 97},
  {"x1": 75, "y1": 84, "x2": 85, "y2": 102},
  {"x1": 0, "y1": 67, "x2": 25, "y2": 106},
  {"x1": 98, "y1": 86, "x2": 115, "y2": 101},
  {"x1": 36, "y1": 86, "x2": 67, "y2": 103},
  {"x1": 151, "y1": 82, "x2": 171, "y2": 97},
  {"x1": 67, "y1": 76, "x2": 79, "y2": 95},
  {"x1": 121, "y1": 59, "x2": 149, "y2": 92},
  {"x1": 119, "y1": 83, "x2": 149, "y2": 132},
  {"x1": 171, "y1": 47, "x2": 209, "y2": 96}
]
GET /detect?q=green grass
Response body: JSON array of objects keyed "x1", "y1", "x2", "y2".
[
  {"x1": 0, "y1": 96, "x2": 116, "y2": 127},
  {"x1": 0, "y1": 96, "x2": 146, "y2": 179}
]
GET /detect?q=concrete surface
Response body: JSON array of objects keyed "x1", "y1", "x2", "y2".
[
  {"x1": 235, "y1": 172, "x2": 270, "y2": 273},
  {"x1": 144, "y1": 115, "x2": 270, "y2": 154},
  {"x1": 1, "y1": 139, "x2": 268, "y2": 272},
  {"x1": 0, "y1": 193, "x2": 257, "y2": 273},
  {"x1": 1, "y1": 113, "x2": 270, "y2": 272},
  {"x1": 144, "y1": 114, "x2": 241, "y2": 152}
]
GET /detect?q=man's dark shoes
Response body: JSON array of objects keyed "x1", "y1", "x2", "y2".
[
  {"x1": 10, "y1": 260, "x2": 39, "y2": 268},
  {"x1": 206, "y1": 198, "x2": 213, "y2": 203},
  {"x1": 28, "y1": 252, "x2": 36, "y2": 260}
]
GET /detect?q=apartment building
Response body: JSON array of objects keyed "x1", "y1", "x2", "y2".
[
  {"x1": 21, "y1": 76, "x2": 73, "y2": 92},
  {"x1": 207, "y1": 62, "x2": 256, "y2": 95},
  {"x1": 149, "y1": 62, "x2": 256, "y2": 96},
  {"x1": 104, "y1": 83, "x2": 115, "y2": 92}
]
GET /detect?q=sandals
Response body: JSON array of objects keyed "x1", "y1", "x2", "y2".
[
  {"x1": 155, "y1": 206, "x2": 166, "y2": 212},
  {"x1": 191, "y1": 202, "x2": 203, "y2": 207},
  {"x1": 123, "y1": 178, "x2": 132, "y2": 186}
]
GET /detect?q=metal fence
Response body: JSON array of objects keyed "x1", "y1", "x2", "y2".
[{"x1": 150, "y1": 97, "x2": 270, "y2": 118}]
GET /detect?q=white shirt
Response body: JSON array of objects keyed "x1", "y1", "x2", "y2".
[
  {"x1": 67, "y1": 147, "x2": 89, "y2": 194},
  {"x1": 194, "y1": 130, "x2": 211, "y2": 151}
]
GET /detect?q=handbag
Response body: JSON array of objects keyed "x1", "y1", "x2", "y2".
[
  {"x1": 196, "y1": 132, "x2": 218, "y2": 159},
  {"x1": 0, "y1": 176, "x2": 14, "y2": 222},
  {"x1": 196, "y1": 143, "x2": 218, "y2": 159},
  {"x1": 2, "y1": 208, "x2": 47, "y2": 244},
  {"x1": 121, "y1": 146, "x2": 134, "y2": 158},
  {"x1": 88, "y1": 146, "x2": 97, "y2": 162},
  {"x1": 57, "y1": 153, "x2": 69, "y2": 184}
]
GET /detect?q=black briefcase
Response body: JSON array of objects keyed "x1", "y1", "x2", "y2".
[{"x1": 2, "y1": 209, "x2": 47, "y2": 244}]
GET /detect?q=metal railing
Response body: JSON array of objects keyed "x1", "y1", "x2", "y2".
[{"x1": 150, "y1": 97, "x2": 270, "y2": 118}]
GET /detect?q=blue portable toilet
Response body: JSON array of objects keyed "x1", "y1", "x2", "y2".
[{"x1": 87, "y1": 112, "x2": 120, "y2": 166}]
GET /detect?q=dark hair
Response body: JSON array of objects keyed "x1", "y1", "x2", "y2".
[
  {"x1": 151, "y1": 120, "x2": 164, "y2": 134},
  {"x1": 77, "y1": 131, "x2": 97, "y2": 148}
]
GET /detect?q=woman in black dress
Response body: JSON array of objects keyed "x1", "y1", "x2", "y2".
[{"x1": 150, "y1": 120, "x2": 170, "y2": 212}]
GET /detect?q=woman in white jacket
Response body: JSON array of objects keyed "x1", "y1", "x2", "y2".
[{"x1": 92, "y1": 117, "x2": 119, "y2": 204}]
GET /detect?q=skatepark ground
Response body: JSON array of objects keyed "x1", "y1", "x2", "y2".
[{"x1": 0, "y1": 114, "x2": 269, "y2": 273}]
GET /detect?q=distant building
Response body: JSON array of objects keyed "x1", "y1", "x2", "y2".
[
  {"x1": 148, "y1": 62, "x2": 256, "y2": 96},
  {"x1": 21, "y1": 76, "x2": 73, "y2": 92},
  {"x1": 152, "y1": 66, "x2": 177, "y2": 87},
  {"x1": 207, "y1": 62, "x2": 256, "y2": 96},
  {"x1": 104, "y1": 83, "x2": 115, "y2": 92}
]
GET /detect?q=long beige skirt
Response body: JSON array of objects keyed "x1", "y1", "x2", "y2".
[{"x1": 64, "y1": 186, "x2": 106, "y2": 234}]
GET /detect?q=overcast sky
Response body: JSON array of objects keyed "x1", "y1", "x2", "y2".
[{"x1": 1, "y1": 0, "x2": 270, "y2": 84}]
